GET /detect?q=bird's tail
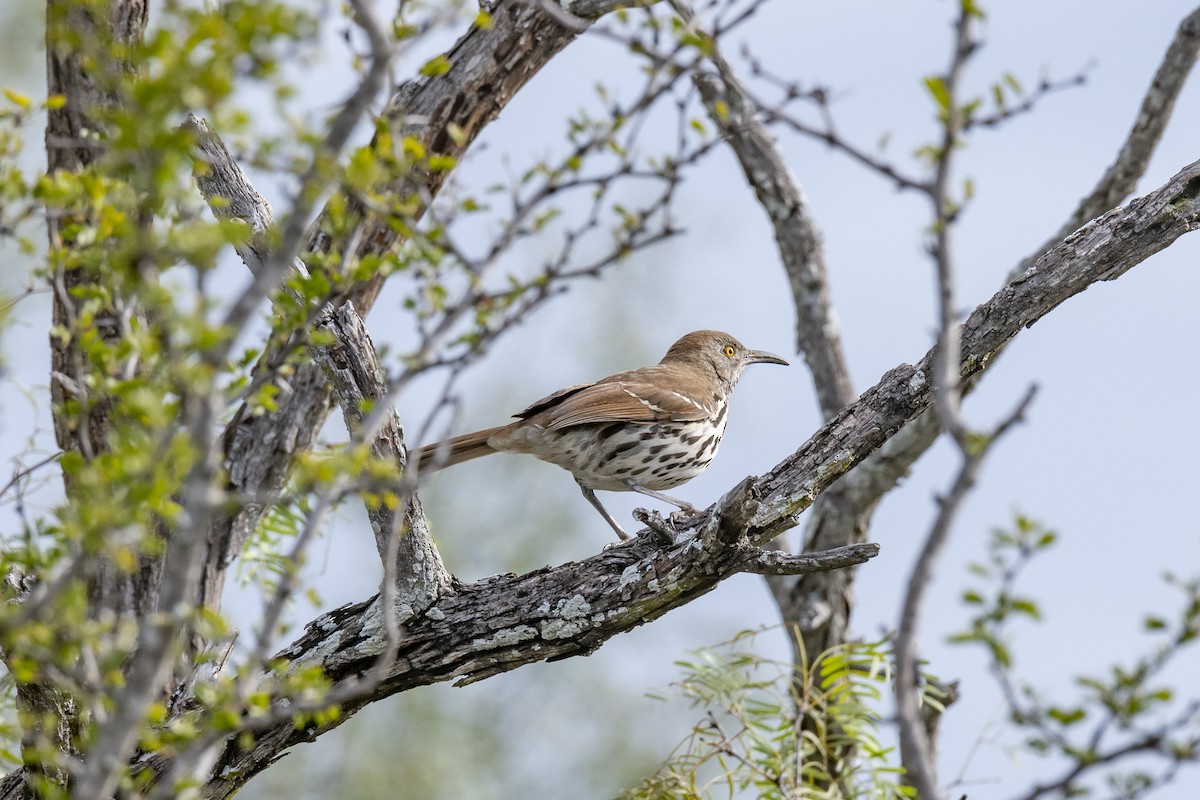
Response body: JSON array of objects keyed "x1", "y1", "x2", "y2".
[{"x1": 413, "y1": 425, "x2": 507, "y2": 472}]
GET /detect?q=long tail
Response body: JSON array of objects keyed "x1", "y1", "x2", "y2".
[{"x1": 414, "y1": 425, "x2": 508, "y2": 472}]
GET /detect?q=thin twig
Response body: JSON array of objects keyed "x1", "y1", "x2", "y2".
[{"x1": 895, "y1": 386, "x2": 1035, "y2": 800}]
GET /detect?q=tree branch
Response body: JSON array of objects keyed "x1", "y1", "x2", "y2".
[
  {"x1": 198, "y1": 0, "x2": 657, "y2": 625},
  {"x1": 895, "y1": 386, "x2": 1036, "y2": 800},
  {"x1": 737, "y1": 543, "x2": 879, "y2": 576},
  {"x1": 693, "y1": 72, "x2": 854, "y2": 419},
  {"x1": 770, "y1": 0, "x2": 1200, "y2": 667},
  {"x1": 748, "y1": 157, "x2": 1200, "y2": 540},
  {"x1": 311, "y1": 302, "x2": 450, "y2": 614},
  {"x1": 200, "y1": 486, "x2": 877, "y2": 798},
  {"x1": 183, "y1": 115, "x2": 309, "y2": 280},
  {"x1": 191, "y1": 157, "x2": 1200, "y2": 798},
  {"x1": 673, "y1": 2, "x2": 856, "y2": 421},
  {"x1": 1015, "y1": 6, "x2": 1200, "y2": 277}
]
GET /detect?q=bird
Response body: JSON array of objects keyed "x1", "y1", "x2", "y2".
[{"x1": 414, "y1": 330, "x2": 788, "y2": 540}]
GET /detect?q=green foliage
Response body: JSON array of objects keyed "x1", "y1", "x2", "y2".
[
  {"x1": 623, "y1": 631, "x2": 914, "y2": 800},
  {"x1": 951, "y1": 513, "x2": 1200, "y2": 796},
  {"x1": 0, "y1": 91, "x2": 47, "y2": 261},
  {"x1": 949, "y1": 512, "x2": 1055, "y2": 667},
  {"x1": 0, "y1": 0, "x2": 410, "y2": 779},
  {"x1": 239, "y1": 491, "x2": 310, "y2": 596}
]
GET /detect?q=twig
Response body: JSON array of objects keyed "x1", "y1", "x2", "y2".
[
  {"x1": 894, "y1": 386, "x2": 1036, "y2": 800},
  {"x1": 683, "y1": 21, "x2": 854, "y2": 418},
  {"x1": 0, "y1": 452, "x2": 62, "y2": 502},
  {"x1": 927, "y1": 4, "x2": 976, "y2": 449},
  {"x1": 209, "y1": 0, "x2": 395, "y2": 369},
  {"x1": 964, "y1": 69, "x2": 1092, "y2": 131}
]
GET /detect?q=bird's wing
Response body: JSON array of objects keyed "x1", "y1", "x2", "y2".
[
  {"x1": 513, "y1": 382, "x2": 596, "y2": 419},
  {"x1": 540, "y1": 380, "x2": 712, "y2": 431}
]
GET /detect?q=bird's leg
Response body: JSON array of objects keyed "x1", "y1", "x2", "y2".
[
  {"x1": 577, "y1": 482, "x2": 630, "y2": 540},
  {"x1": 623, "y1": 480, "x2": 699, "y2": 515}
]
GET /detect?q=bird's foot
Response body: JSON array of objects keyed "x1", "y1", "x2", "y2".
[{"x1": 632, "y1": 508, "x2": 677, "y2": 545}]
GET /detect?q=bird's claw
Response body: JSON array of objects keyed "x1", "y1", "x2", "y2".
[{"x1": 632, "y1": 507, "x2": 676, "y2": 545}]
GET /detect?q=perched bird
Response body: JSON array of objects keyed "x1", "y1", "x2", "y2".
[{"x1": 415, "y1": 330, "x2": 788, "y2": 539}]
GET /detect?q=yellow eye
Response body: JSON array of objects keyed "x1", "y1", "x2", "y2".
[{"x1": 723, "y1": 345, "x2": 736, "y2": 358}]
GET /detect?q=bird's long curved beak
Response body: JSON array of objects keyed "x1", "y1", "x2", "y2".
[{"x1": 747, "y1": 349, "x2": 789, "y2": 366}]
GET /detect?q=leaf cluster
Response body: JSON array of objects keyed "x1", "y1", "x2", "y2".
[
  {"x1": 950, "y1": 514, "x2": 1200, "y2": 799},
  {"x1": 623, "y1": 631, "x2": 915, "y2": 800}
]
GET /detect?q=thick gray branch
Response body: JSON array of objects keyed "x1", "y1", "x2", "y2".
[
  {"x1": 749, "y1": 159, "x2": 1200, "y2": 538},
  {"x1": 199, "y1": 476, "x2": 876, "y2": 799},
  {"x1": 738, "y1": 543, "x2": 879, "y2": 575},
  {"x1": 773, "y1": 5, "x2": 1200, "y2": 658},
  {"x1": 695, "y1": 72, "x2": 854, "y2": 419},
  {"x1": 311, "y1": 302, "x2": 450, "y2": 614},
  {"x1": 688, "y1": 34, "x2": 867, "y2": 682},
  {"x1": 194, "y1": 159, "x2": 1200, "y2": 799},
  {"x1": 184, "y1": 115, "x2": 308, "y2": 279},
  {"x1": 202, "y1": 0, "x2": 634, "y2": 622},
  {"x1": 685, "y1": 14, "x2": 866, "y2": 683},
  {"x1": 188, "y1": 123, "x2": 448, "y2": 661}
]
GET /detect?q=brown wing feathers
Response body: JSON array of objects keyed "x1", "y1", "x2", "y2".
[{"x1": 541, "y1": 381, "x2": 710, "y2": 430}]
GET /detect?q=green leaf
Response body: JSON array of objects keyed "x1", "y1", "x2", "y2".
[
  {"x1": 962, "y1": 0, "x2": 986, "y2": 19},
  {"x1": 992, "y1": 82, "x2": 1006, "y2": 110},
  {"x1": 923, "y1": 76, "x2": 951, "y2": 111},
  {"x1": 2, "y1": 89, "x2": 30, "y2": 109},
  {"x1": 1011, "y1": 598, "x2": 1041, "y2": 619},
  {"x1": 1143, "y1": 615, "x2": 1167, "y2": 631},
  {"x1": 419, "y1": 54, "x2": 452, "y2": 77},
  {"x1": 1047, "y1": 707, "x2": 1086, "y2": 725}
]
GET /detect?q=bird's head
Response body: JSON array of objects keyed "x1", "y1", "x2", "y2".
[{"x1": 661, "y1": 330, "x2": 789, "y2": 388}]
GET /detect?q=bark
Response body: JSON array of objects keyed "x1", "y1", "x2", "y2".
[
  {"x1": 311, "y1": 302, "x2": 450, "y2": 610},
  {"x1": 196, "y1": 0, "x2": 638, "y2": 625},
  {"x1": 45, "y1": 0, "x2": 153, "y2": 615},
  {"x1": 31, "y1": 1, "x2": 149, "y2": 795},
  {"x1": 177, "y1": 158, "x2": 1200, "y2": 799},
  {"x1": 201, "y1": 516, "x2": 877, "y2": 799},
  {"x1": 775, "y1": 2, "x2": 1200, "y2": 669}
]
